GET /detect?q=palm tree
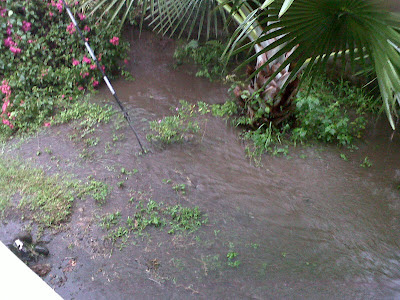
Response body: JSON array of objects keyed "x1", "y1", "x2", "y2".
[{"x1": 80, "y1": 0, "x2": 400, "y2": 128}]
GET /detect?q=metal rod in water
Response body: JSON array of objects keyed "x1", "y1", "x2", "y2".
[{"x1": 61, "y1": 0, "x2": 145, "y2": 153}]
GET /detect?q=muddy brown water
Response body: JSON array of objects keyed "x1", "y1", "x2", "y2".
[{"x1": 1, "y1": 30, "x2": 399, "y2": 299}]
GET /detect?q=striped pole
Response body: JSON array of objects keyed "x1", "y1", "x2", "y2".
[{"x1": 61, "y1": 0, "x2": 145, "y2": 153}]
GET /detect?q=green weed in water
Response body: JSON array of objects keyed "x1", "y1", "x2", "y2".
[
  {"x1": 80, "y1": 179, "x2": 110, "y2": 205},
  {"x1": 174, "y1": 40, "x2": 228, "y2": 81},
  {"x1": 360, "y1": 156, "x2": 372, "y2": 168},
  {"x1": 99, "y1": 211, "x2": 122, "y2": 230},
  {"x1": 172, "y1": 183, "x2": 187, "y2": 195},
  {"x1": 99, "y1": 199, "x2": 207, "y2": 246},
  {"x1": 227, "y1": 251, "x2": 241, "y2": 268},
  {"x1": 147, "y1": 100, "x2": 203, "y2": 144}
]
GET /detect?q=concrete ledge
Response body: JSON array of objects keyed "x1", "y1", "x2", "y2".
[{"x1": 0, "y1": 242, "x2": 62, "y2": 299}]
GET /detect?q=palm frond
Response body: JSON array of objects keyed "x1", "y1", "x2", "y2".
[{"x1": 228, "y1": 0, "x2": 400, "y2": 128}]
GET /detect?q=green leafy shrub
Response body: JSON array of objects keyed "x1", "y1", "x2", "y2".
[
  {"x1": 292, "y1": 95, "x2": 364, "y2": 146},
  {"x1": 223, "y1": 76, "x2": 377, "y2": 158},
  {"x1": 174, "y1": 40, "x2": 227, "y2": 81},
  {"x1": 0, "y1": 0, "x2": 129, "y2": 135},
  {"x1": 292, "y1": 78, "x2": 370, "y2": 146}
]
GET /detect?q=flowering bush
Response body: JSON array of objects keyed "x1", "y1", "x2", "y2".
[{"x1": 0, "y1": 0, "x2": 129, "y2": 134}]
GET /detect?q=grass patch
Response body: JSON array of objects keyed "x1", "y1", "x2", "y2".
[
  {"x1": 0, "y1": 157, "x2": 75, "y2": 227},
  {"x1": 0, "y1": 156, "x2": 110, "y2": 229},
  {"x1": 79, "y1": 178, "x2": 110, "y2": 206},
  {"x1": 54, "y1": 97, "x2": 114, "y2": 139},
  {"x1": 100, "y1": 199, "x2": 207, "y2": 247}
]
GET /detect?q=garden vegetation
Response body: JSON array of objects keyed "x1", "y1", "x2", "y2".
[{"x1": 0, "y1": 0, "x2": 128, "y2": 137}]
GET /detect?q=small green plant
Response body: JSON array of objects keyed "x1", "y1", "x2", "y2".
[
  {"x1": 166, "y1": 205, "x2": 206, "y2": 234},
  {"x1": 117, "y1": 180, "x2": 125, "y2": 188},
  {"x1": 128, "y1": 189, "x2": 151, "y2": 203},
  {"x1": 340, "y1": 153, "x2": 348, "y2": 161},
  {"x1": 81, "y1": 179, "x2": 109, "y2": 205},
  {"x1": 172, "y1": 183, "x2": 187, "y2": 195},
  {"x1": 106, "y1": 226, "x2": 129, "y2": 247},
  {"x1": 227, "y1": 251, "x2": 241, "y2": 267},
  {"x1": 100, "y1": 211, "x2": 122, "y2": 230},
  {"x1": 242, "y1": 123, "x2": 285, "y2": 161},
  {"x1": 360, "y1": 156, "x2": 372, "y2": 168},
  {"x1": 112, "y1": 133, "x2": 125, "y2": 142},
  {"x1": 211, "y1": 101, "x2": 238, "y2": 119},
  {"x1": 85, "y1": 137, "x2": 100, "y2": 147},
  {"x1": 147, "y1": 100, "x2": 204, "y2": 144},
  {"x1": 79, "y1": 149, "x2": 95, "y2": 161},
  {"x1": 250, "y1": 243, "x2": 259, "y2": 249}
]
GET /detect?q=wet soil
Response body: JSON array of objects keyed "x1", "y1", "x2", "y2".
[{"x1": 1, "y1": 30, "x2": 399, "y2": 299}]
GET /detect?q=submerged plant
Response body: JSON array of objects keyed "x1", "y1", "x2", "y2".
[
  {"x1": 174, "y1": 40, "x2": 228, "y2": 81},
  {"x1": 147, "y1": 100, "x2": 207, "y2": 144}
]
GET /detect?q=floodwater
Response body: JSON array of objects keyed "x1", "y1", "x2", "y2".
[{"x1": 0, "y1": 30, "x2": 399, "y2": 299}]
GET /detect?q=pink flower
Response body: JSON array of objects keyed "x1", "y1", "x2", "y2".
[
  {"x1": 109, "y1": 36, "x2": 119, "y2": 46},
  {"x1": 22, "y1": 21, "x2": 31, "y2": 32},
  {"x1": 82, "y1": 55, "x2": 91, "y2": 64},
  {"x1": 6, "y1": 26, "x2": 12, "y2": 35},
  {"x1": 84, "y1": 25, "x2": 90, "y2": 32},
  {"x1": 78, "y1": 13, "x2": 86, "y2": 20},
  {"x1": 49, "y1": 11, "x2": 54, "y2": 17},
  {"x1": 66, "y1": 22, "x2": 76, "y2": 34},
  {"x1": 61, "y1": 94, "x2": 65, "y2": 99},
  {"x1": 4, "y1": 37, "x2": 15, "y2": 47},
  {"x1": 2, "y1": 118, "x2": 13, "y2": 129},
  {"x1": 92, "y1": 80, "x2": 99, "y2": 87},
  {"x1": 90, "y1": 64, "x2": 96, "y2": 70},
  {"x1": 0, "y1": 8, "x2": 6, "y2": 17},
  {"x1": 72, "y1": 58, "x2": 80, "y2": 66},
  {"x1": 124, "y1": 59, "x2": 128, "y2": 64},
  {"x1": 28, "y1": 39, "x2": 33, "y2": 44},
  {"x1": 1, "y1": 80, "x2": 11, "y2": 96},
  {"x1": 78, "y1": 86, "x2": 84, "y2": 91},
  {"x1": 10, "y1": 46, "x2": 21, "y2": 55},
  {"x1": 101, "y1": 65, "x2": 105, "y2": 72},
  {"x1": 44, "y1": 122, "x2": 51, "y2": 127},
  {"x1": 2, "y1": 99, "x2": 9, "y2": 114},
  {"x1": 80, "y1": 71, "x2": 89, "y2": 78},
  {"x1": 56, "y1": 0, "x2": 63, "y2": 12}
]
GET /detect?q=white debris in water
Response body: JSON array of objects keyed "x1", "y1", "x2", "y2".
[{"x1": 14, "y1": 239, "x2": 23, "y2": 250}]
